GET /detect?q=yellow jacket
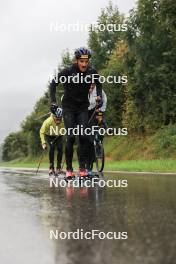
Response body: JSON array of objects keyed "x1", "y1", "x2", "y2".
[{"x1": 40, "y1": 115, "x2": 64, "y2": 145}]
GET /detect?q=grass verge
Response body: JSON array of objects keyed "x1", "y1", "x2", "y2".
[{"x1": 0, "y1": 159, "x2": 176, "y2": 173}]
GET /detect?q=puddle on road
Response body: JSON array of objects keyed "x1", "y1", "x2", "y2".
[{"x1": 0, "y1": 170, "x2": 176, "y2": 264}]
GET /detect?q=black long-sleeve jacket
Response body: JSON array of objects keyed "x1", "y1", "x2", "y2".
[{"x1": 50, "y1": 63, "x2": 102, "y2": 111}]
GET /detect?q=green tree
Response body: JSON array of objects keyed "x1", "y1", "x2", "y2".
[
  {"x1": 88, "y1": 1, "x2": 125, "y2": 70},
  {"x1": 2, "y1": 132, "x2": 28, "y2": 161},
  {"x1": 123, "y1": 0, "x2": 176, "y2": 132},
  {"x1": 21, "y1": 93, "x2": 50, "y2": 156},
  {"x1": 101, "y1": 40, "x2": 127, "y2": 127}
]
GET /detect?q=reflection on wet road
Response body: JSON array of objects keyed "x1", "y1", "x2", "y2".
[{"x1": 0, "y1": 169, "x2": 176, "y2": 264}]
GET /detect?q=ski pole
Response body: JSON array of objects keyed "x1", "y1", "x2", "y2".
[
  {"x1": 88, "y1": 100, "x2": 102, "y2": 124},
  {"x1": 36, "y1": 150, "x2": 45, "y2": 175},
  {"x1": 88, "y1": 108, "x2": 97, "y2": 124}
]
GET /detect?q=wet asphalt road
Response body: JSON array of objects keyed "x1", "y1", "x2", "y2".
[{"x1": 0, "y1": 169, "x2": 176, "y2": 264}]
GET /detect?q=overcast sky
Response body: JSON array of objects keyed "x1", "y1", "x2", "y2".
[{"x1": 0, "y1": 0, "x2": 136, "y2": 143}]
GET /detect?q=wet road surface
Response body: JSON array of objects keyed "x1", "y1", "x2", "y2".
[{"x1": 0, "y1": 169, "x2": 176, "y2": 264}]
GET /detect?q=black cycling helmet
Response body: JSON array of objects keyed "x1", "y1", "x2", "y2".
[
  {"x1": 75, "y1": 47, "x2": 91, "y2": 59},
  {"x1": 53, "y1": 107, "x2": 63, "y2": 119},
  {"x1": 50, "y1": 104, "x2": 63, "y2": 118}
]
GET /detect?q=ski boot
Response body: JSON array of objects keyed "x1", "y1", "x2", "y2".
[
  {"x1": 65, "y1": 170, "x2": 75, "y2": 181},
  {"x1": 49, "y1": 168, "x2": 55, "y2": 176}
]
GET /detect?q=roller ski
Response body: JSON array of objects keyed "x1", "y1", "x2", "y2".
[
  {"x1": 78, "y1": 169, "x2": 90, "y2": 182},
  {"x1": 64, "y1": 170, "x2": 76, "y2": 182},
  {"x1": 54, "y1": 168, "x2": 65, "y2": 177},
  {"x1": 49, "y1": 168, "x2": 55, "y2": 177}
]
